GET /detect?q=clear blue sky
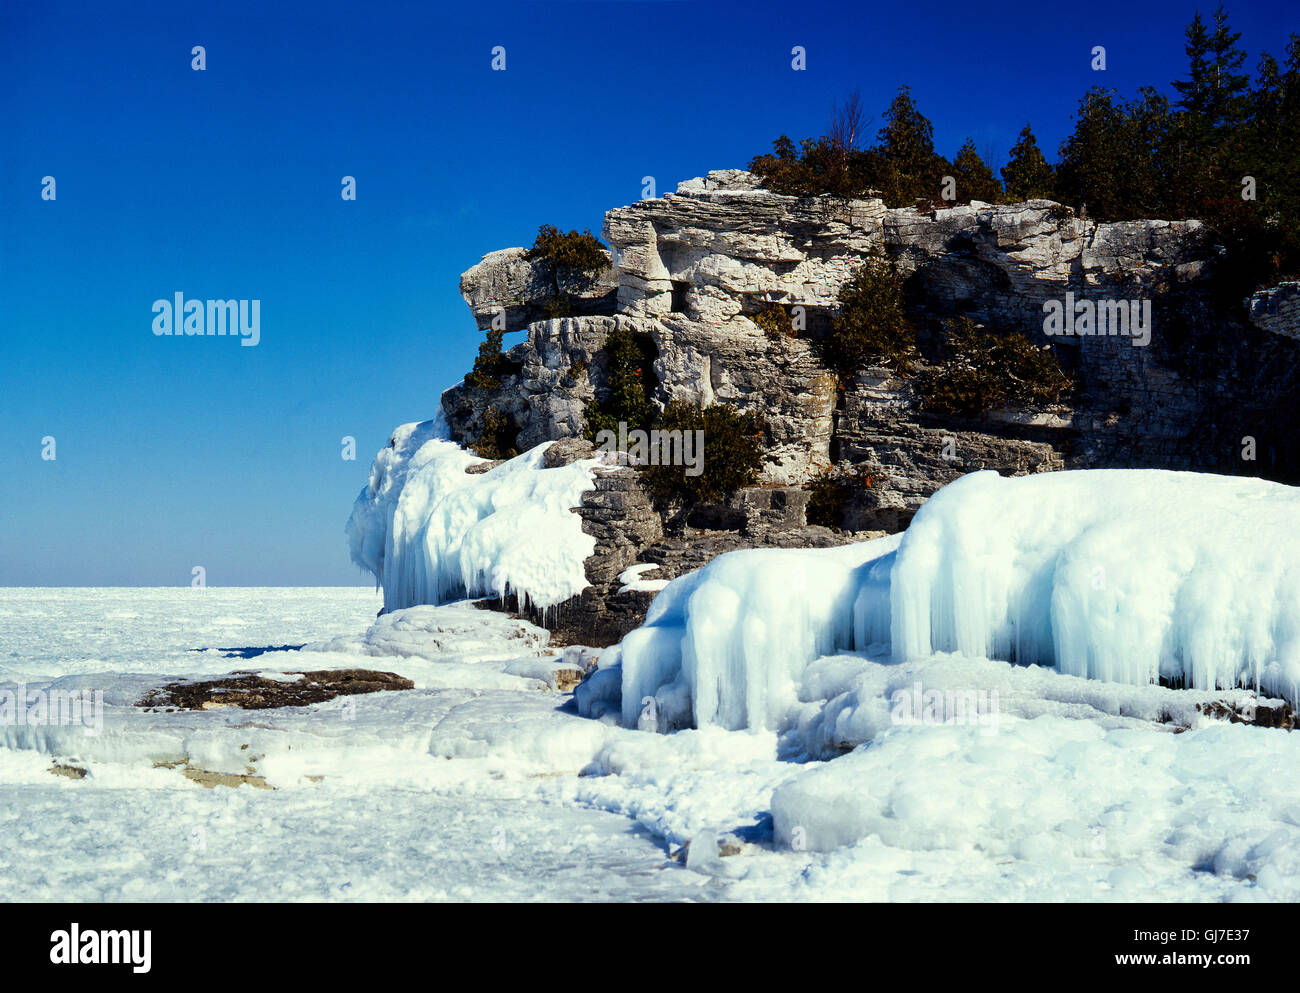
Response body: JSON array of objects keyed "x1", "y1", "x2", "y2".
[{"x1": 1, "y1": 0, "x2": 1292, "y2": 585}]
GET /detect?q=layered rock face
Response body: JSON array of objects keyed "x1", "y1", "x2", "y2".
[
  {"x1": 441, "y1": 170, "x2": 1300, "y2": 644},
  {"x1": 459, "y1": 247, "x2": 618, "y2": 332},
  {"x1": 1248, "y1": 280, "x2": 1300, "y2": 342}
]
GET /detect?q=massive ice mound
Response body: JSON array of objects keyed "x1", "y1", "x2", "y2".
[
  {"x1": 347, "y1": 420, "x2": 598, "y2": 614},
  {"x1": 894, "y1": 470, "x2": 1300, "y2": 695},
  {"x1": 607, "y1": 537, "x2": 901, "y2": 731},
  {"x1": 596, "y1": 469, "x2": 1300, "y2": 730}
]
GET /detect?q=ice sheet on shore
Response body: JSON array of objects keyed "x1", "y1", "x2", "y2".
[{"x1": 5, "y1": 591, "x2": 1300, "y2": 897}]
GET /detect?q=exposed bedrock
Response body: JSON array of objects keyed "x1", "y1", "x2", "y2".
[{"x1": 440, "y1": 170, "x2": 1300, "y2": 644}]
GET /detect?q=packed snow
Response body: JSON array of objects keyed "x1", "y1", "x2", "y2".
[
  {"x1": 597, "y1": 470, "x2": 1300, "y2": 730},
  {"x1": 347, "y1": 422, "x2": 600, "y2": 613}
]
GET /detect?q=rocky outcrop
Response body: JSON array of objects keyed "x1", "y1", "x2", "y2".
[
  {"x1": 604, "y1": 169, "x2": 882, "y2": 324},
  {"x1": 459, "y1": 247, "x2": 618, "y2": 331},
  {"x1": 1248, "y1": 280, "x2": 1300, "y2": 341},
  {"x1": 834, "y1": 365, "x2": 1065, "y2": 531},
  {"x1": 136, "y1": 670, "x2": 415, "y2": 711},
  {"x1": 441, "y1": 170, "x2": 1300, "y2": 644},
  {"x1": 535, "y1": 466, "x2": 867, "y2": 647}
]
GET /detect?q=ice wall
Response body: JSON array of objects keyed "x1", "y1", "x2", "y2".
[
  {"x1": 615, "y1": 469, "x2": 1300, "y2": 730},
  {"x1": 347, "y1": 418, "x2": 599, "y2": 613},
  {"x1": 894, "y1": 469, "x2": 1300, "y2": 700},
  {"x1": 618, "y1": 537, "x2": 902, "y2": 731}
]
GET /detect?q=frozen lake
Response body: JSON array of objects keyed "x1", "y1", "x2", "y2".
[{"x1": 0, "y1": 586, "x2": 1296, "y2": 902}]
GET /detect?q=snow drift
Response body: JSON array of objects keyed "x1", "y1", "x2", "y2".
[
  {"x1": 593, "y1": 469, "x2": 1300, "y2": 730},
  {"x1": 347, "y1": 418, "x2": 599, "y2": 614}
]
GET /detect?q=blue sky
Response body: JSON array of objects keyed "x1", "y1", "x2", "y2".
[{"x1": 1, "y1": 0, "x2": 1293, "y2": 585}]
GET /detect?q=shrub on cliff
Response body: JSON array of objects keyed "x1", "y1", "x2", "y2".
[
  {"x1": 465, "y1": 326, "x2": 508, "y2": 390},
  {"x1": 469, "y1": 407, "x2": 518, "y2": 460},
  {"x1": 639, "y1": 402, "x2": 766, "y2": 505},
  {"x1": 916, "y1": 318, "x2": 1072, "y2": 417},
  {"x1": 749, "y1": 134, "x2": 885, "y2": 201},
  {"x1": 524, "y1": 225, "x2": 609, "y2": 272},
  {"x1": 751, "y1": 303, "x2": 798, "y2": 340},
  {"x1": 583, "y1": 325, "x2": 656, "y2": 439},
  {"x1": 805, "y1": 469, "x2": 850, "y2": 529},
  {"x1": 543, "y1": 294, "x2": 573, "y2": 319},
  {"x1": 817, "y1": 247, "x2": 915, "y2": 376}
]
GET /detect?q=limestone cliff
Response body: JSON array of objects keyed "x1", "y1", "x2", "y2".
[{"x1": 442, "y1": 170, "x2": 1300, "y2": 644}]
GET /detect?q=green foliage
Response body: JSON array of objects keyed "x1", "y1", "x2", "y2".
[
  {"x1": 1048, "y1": 10, "x2": 1300, "y2": 288},
  {"x1": 804, "y1": 467, "x2": 871, "y2": 529},
  {"x1": 465, "y1": 326, "x2": 507, "y2": 390},
  {"x1": 950, "y1": 138, "x2": 1003, "y2": 203},
  {"x1": 1173, "y1": 6, "x2": 1250, "y2": 135},
  {"x1": 1056, "y1": 87, "x2": 1172, "y2": 220},
  {"x1": 748, "y1": 8, "x2": 1300, "y2": 292},
  {"x1": 639, "y1": 403, "x2": 767, "y2": 505},
  {"x1": 469, "y1": 407, "x2": 518, "y2": 460},
  {"x1": 748, "y1": 134, "x2": 885, "y2": 200},
  {"x1": 751, "y1": 303, "x2": 797, "y2": 340},
  {"x1": 876, "y1": 86, "x2": 947, "y2": 204},
  {"x1": 749, "y1": 86, "x2": 946, "y2": 205},
  {"x1": 542, "y1": 294, "x2": 573, "y2": 319},
  {"x1": 582, "y1": 326, "x2": 656, "y2": 440},
  {"x1": 1001, "y1": 125, "x2": 1056, "y2": 200},
  {"x1": 523, "y1": 225, "x2": 609, "y2": 272},
  {"x1": 916, "y1": 318, "x2": 1073, "y2": 417},
  {"x1": 817, "y1": 248, "x2": 915, "y2": 376}
]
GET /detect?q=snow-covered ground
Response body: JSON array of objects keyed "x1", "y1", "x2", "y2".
[{"x1": 1, "y1": 579, "x2": 1298, "y2": 902}]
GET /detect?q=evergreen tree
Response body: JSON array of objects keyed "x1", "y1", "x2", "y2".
[
  {"x1": 1056, "y1": 88, "x2": 1132, "y2": 219},
  {"x1": 1169, "y1": 5, "x2": 1250, "y2": 206},
  {"x1": 819, "y1": 247, "x2": 915, "y2": 375},
  {"x1": 1001, "y1": 125, "x2": 1056, "y2": 200},
  {"x1": 466, "y1": 327, "x2": 507, "y2": 390},
  {"x1": 876, "y1": 86, "x2": 943, "y2": 203},
  {"x1": 1205, "y1": 4, "x2": 1251, "y2": 131},
  {"x1": 1244, "y1": 53, "x2": 1284, "y2": 204},
  {"x1": 1172, "y1": 10, "x2": 1215, "y2": 124},
  {"x1": 1126, "y1": 87, "x2": 1176, "y2": 216},
  {"x1": 951, "y1": 138, "x2": 1003, "y2": 202}
]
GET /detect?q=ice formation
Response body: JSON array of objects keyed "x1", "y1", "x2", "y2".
[
  {"x1": 615, "y1": 537, "x2": 902, "y2": 731},
  {"x1": 347, "y1": 417, "x2": 599, "y2": 613},
  {"x1": 892, "y1": 470, "x2": 1300, "y2": 699},
  {"x1": 9, "y1": 590, "x2": 1300, "y2": 896},
  {"x1": 616, "y1": 564, "x2": 670, "y2": 595},
  {"x1": 607, "y1": 469, "x2": 1300, "y2": 730}
]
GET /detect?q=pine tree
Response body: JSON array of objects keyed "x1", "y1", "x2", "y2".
[
  {"x1": 1170, "y1": 4, "x2": 1250, "y2": 203},
  {"x1": 1001, "y1": 125, "x2": 1056, "y2": 201},
  {"x1": 466, "y1": 327, "x2": 507, "y2": 390}
]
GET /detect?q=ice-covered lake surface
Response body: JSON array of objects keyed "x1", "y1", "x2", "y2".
[{"x1": 2, "y1": 585, "x2": 1298, "y2": 902}]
